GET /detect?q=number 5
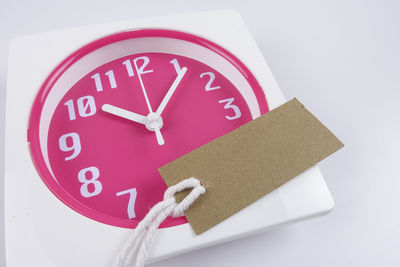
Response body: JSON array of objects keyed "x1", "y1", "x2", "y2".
[
  {"x1": 116, "y1": 188, "x2": 137, "y2": 219},
  {"x1": 218, "y1": 98, "x2": 242, "y2": 120}
]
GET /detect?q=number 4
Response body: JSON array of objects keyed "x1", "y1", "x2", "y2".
[
  {"x1": 219, "y1": 98, "x2": 242, "y2": 120},
  {"x1": 116, "y1": 188, "x2": 137, "y2": 219}
]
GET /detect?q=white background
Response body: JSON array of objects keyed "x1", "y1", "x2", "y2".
[{"x1": 1, "y1": 1, "x2": 399, "y2": 266}]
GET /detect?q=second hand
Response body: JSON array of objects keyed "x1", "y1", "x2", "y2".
[{"x1": 133, "y1": 59, "x2": 165, "y2": 145}]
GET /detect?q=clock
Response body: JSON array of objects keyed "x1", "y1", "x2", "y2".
[
  {"x1": 28, "y1": 29, "x2": 269, "y2": 229},
  {"x1": 6, "y1": 11, "x2": 334, "y2": 267}
]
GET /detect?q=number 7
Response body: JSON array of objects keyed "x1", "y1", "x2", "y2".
[{"x1": 116, "y1": 188, "x2": 137, "y2": 219}]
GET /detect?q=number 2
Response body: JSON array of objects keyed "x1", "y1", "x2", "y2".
[
  {"x1": 116, "y1": 188, "x2": 137, "y2": 219},
  {"x1": 218, "y1": 98, "x2": 242, "y2": 120},
  {"x1": 200, "y1": 72, "x2": 221, "y2": 91}
]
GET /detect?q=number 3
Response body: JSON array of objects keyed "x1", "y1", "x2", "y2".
[{"x1": 218, "y1": 98, "x2": 242, "y2": 120}]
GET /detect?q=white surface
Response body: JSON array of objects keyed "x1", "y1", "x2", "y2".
[
  {"x1": 4, "y1": 11, "x2": 333, "y2": 267},
  {"x1": 0, "y1": 1, "x2": 399, "y2": 267}
]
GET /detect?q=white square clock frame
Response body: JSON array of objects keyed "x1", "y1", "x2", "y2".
[{"x1": 4, "y1": 10, "x2": 334, "y2": 267}]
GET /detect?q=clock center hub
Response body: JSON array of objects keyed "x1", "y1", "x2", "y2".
[{"x1": 145, "y1": 112, "x2": 164, "y2": 131}]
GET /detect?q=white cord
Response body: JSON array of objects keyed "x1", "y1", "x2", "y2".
[{"x1": 113, "y1": 177, "x2": 206, "y2": 267}]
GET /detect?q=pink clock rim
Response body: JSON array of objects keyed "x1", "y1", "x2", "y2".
[{"x1": 27, "y1": 28, "x2": 269, "y2": 229}]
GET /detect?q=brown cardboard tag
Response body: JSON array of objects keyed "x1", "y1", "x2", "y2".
[{"x1": 159, "y1": 98, "x2": 343, "y2": 235}]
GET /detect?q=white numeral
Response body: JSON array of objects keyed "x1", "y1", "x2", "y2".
[
  {"x1": 134, "y1": 56, "x2": 153, "y2": 74},
  {"x1": 122, "y1": 59, "x2": 135, "y2": 77},
  {"x1": 91, "y1": 71, "x2": 118, "y2": 91},
  {"x1": 78, "y1": 167, "x2": 102, "y2": 198},
  {"x1": 170, "y1": 58, "x2": 183, "y2": 74},
  {"x1": 105, "y1": 70, "x2": 117, "y2": 88},
  {"x1": 65, "y1": 96, "x2": 97, "y2": 120},
  {"x1": 116, "y1": 188, "x2": 137, "y2": 219},
  {"x1": 200, "y1": 72, "x2": 220, "y2": 91},
  {"x1": 59, "y1": 133, "x2": 81, "y2": 161},
  {"x1": 77, "y1": 96, "x2": 96, "y2": 117},
  {"x1": 218, "y1": 98, "x2": 242, "y2": 120},
  {"x1": 91, "y1": 73, "x2": 103, "y2": 92},
  {"x1": 64, "y1": 99, "x2": 76, "y2": 120}
]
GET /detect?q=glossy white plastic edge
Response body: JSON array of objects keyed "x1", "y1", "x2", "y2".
[{"x1": 4, "y1": 10, "x2": 334, "y2": 267}]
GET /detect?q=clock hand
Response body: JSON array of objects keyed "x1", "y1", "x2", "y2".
[
  {"x1": 133, "y1": 58, "x2": 165, "y2": 146},
  {"x1": 102, "y1": 104, "x2": 165, "y2": 145},
  {"x1": 134, "y1": 59, "x2": 154, "y2": 113},
  {"x1": 155, "y1": 129, "x2": 165, "y2": 145},
  {"x1": 156, "y1": 67, "x2": 187, "y2": 115},
  {"x1": 102, "y1": 104, "x2": 146, "y2": 125}
]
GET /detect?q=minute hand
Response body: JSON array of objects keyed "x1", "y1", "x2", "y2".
[{"x1": 156, "y1": 67, "x2": 187, "y2": 115}]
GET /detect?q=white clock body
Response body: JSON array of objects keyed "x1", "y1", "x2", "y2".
[{"x1": 4, "y1": 10, "x2": 334, "y2": 266}]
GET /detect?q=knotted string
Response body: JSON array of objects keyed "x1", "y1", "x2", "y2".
[{"x1": 113, "y1": 177, "x2": 206, "y2": 267}]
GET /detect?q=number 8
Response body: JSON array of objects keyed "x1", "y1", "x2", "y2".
[{"x1": 78, "y1": 167, "x2": 102, "y2": 198}]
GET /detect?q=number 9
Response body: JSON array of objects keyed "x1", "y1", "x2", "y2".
[{"x1": 59, "y1": 132, "x2": 81, "y2": 161}]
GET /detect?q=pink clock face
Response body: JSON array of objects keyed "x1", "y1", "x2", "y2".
[{"x1": 28, "y1": 30, "x2": 269, "y2": 228}]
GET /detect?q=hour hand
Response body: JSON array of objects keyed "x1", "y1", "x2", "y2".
[{"x1": 102, "y1": 104, "x2": 146, "y2": 125}]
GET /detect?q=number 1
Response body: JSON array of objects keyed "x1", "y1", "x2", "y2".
[
  {"x1": 105, "y1": 70, "x2": 117, "y2": 88},
  {"x1": 170, "y1": 58, "x2": 183, "y2": 74},
  {"x1": 122, "y1": 59, "x2": 134, "y2": 77},
  {"x1": 91, "y1": 73, "x2": 103, "y2": 92}
]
